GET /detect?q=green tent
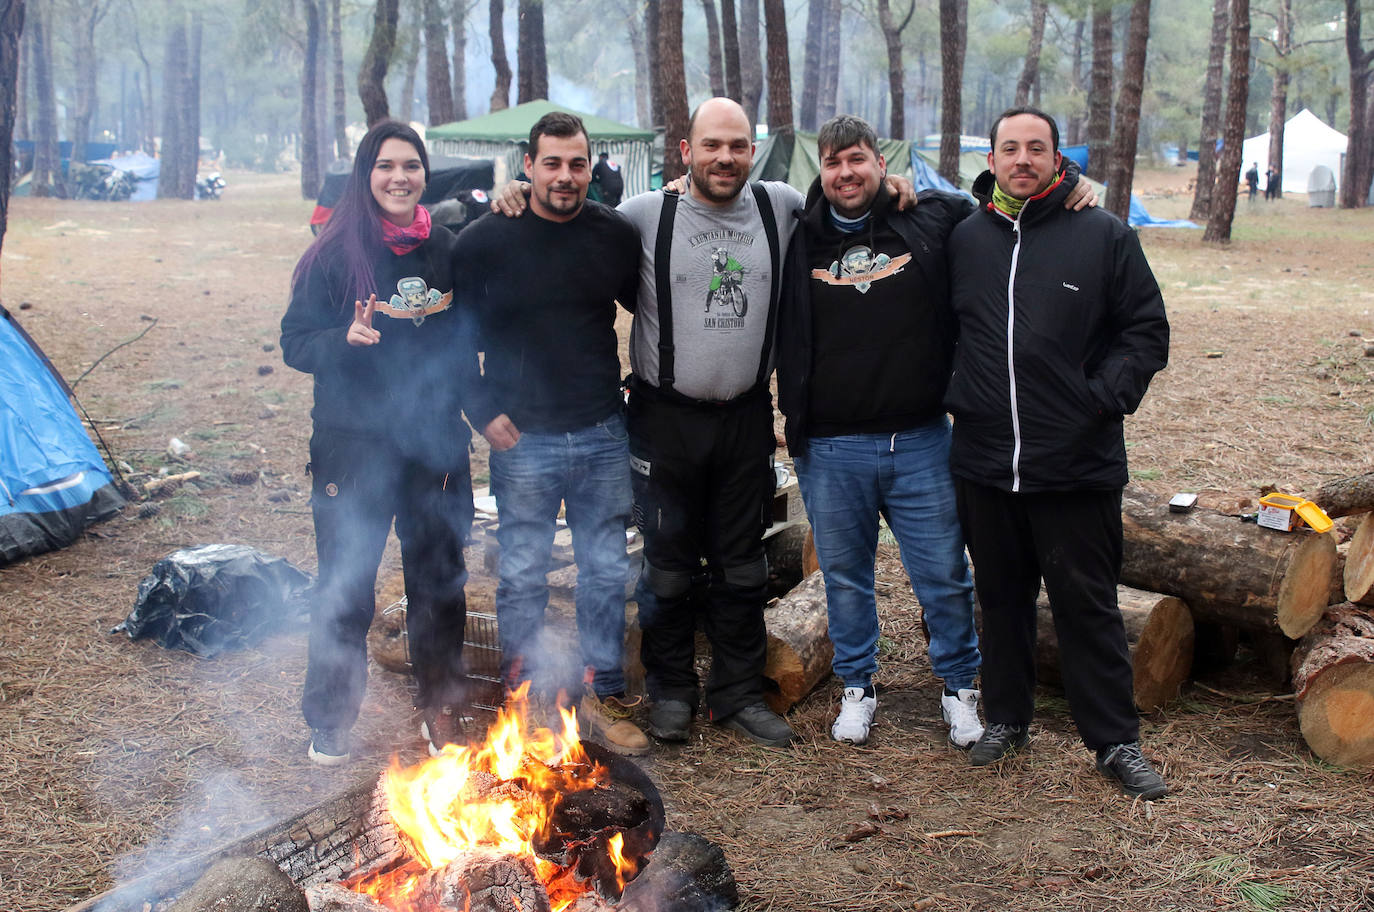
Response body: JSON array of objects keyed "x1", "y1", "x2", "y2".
[
  {"x1": 427, "y1": 100, "x2": 655, "y2": 198},
  {"x1": 751, "y1": 131, "x2": 986, "y2": 196}
]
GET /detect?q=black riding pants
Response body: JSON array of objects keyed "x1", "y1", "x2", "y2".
[
  {"x1": 954, "y1": 480, "x2": 1138, "y2": 750},
  {"x1": 627, "y1": 386, "x2": 776, "y2": 719},
  {"x1": 302, "y1": 427, "x2": 474, "y2": 732}
]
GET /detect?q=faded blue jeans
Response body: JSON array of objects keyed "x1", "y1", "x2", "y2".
[
  {"x1": 489, "y1": 411, "x2": 632, "y2": 698},
  {"x1": 792, "y1": 417, "x2": 980, "y2": 691}
]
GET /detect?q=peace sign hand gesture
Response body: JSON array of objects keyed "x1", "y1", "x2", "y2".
[{"x1": 347, "y1": 294, "x2": 382, "y2": 346}]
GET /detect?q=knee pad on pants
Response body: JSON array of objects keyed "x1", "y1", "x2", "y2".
[
  {"x1": 643, "y1": 560, "x2": 694, "y2": 599},
  {"x1": 722, "y1": 556, "x2": 768, "y2": 591}
]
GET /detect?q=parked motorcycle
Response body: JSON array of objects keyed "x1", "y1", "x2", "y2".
[{"x1": 196, "y1": 172, "x2": 226, "y2": 200}]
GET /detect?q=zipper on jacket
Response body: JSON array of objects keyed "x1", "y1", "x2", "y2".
[{"x1": 1006, "y1": 219, "x2": 1024, "y2": 492}]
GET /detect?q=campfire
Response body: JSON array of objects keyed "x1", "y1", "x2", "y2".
[{"x1": 337, "y1": 685, "x2": 661, "y2": 912}]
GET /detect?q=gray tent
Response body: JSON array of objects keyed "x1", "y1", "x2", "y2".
[{"x1": 1307, "y1": 164, "x2": 1336, "y2": 208}]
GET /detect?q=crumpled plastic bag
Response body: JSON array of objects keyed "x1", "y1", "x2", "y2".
[{"x1": 114, "y1": 543, "x2": 312, "y2": 656}]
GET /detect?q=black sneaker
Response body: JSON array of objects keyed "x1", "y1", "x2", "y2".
[
  {"x1": 307, "y1": 727, "x2": 350, "y2": 766},
  {"x1": 647, "y1": 699, "x2": 694, "y2": 742},
  {"x1": 717, "y1": 702, "x2": 795, "y2": 748},
  {"x1": 969, "y1": 723, "x2": 1029, "y2": 767},
  {"x1": 1096, "y1": 742, "x2": 1168, "y2": 800},
  {"x1": 421, "y1": 705, "x2": 463, "y2": 756}
]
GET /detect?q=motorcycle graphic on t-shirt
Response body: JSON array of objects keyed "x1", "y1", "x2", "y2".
[{"x1": 705, "y1": 247, "x2": 747, "y2": 317}]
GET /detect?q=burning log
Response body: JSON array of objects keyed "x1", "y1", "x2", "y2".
[
  {"x1": 762, "y1": 570, "x2": 833, "y2": 714},
  {"x1": 1291, "y1": 604, "x2": 1374, "y2": 769},
  {"x1": 617, "y1": 832, "x2": 739, "y2": 912},
  {"x1": 411, "y1": 849, "x2": 550, "y2": 912},
  {"x1": 1120, "y1": 487, "x2": 1339, "y2": 638},
  {"x1": 305, "y1": 882, "x2": 390, "y2": 911},
  {"x1": 166, "y1": 856, "x2": 306, "y2": 912},
  {"x1": 1307, "y1": 471, "x2": 1374, "y2": 519},
  {"x1": 1345, "y1": 513, "x2": 1374, "y2": 607}
]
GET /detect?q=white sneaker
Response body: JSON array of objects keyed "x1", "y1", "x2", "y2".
[
  {"x1": 831, "y1": 686, "x2": 877, "y2": 745},
  {"x1": 941, "y1": 688, "x2": 985, "y2": 748}
]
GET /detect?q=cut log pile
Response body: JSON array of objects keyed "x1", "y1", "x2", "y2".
[{"x1": 1291, "y1": 603, "x2": 1374, "y2": 769}]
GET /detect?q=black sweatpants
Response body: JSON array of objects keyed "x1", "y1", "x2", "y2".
[
  {"x1": 954, "y1": 480, "x2": 1138, "y2": 750},
  {"x1": 302, "y1": 427, "x2": 474, "y2": 732},
  {"x1": 627, "y1": 384, "x2": 776, "y2": 718}
]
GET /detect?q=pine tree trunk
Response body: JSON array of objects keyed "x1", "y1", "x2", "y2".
[
  {"x1": 0, "y1": 0, "x2": 23, "y2": 261},
  {"x1": 516, "y1": 0, "x2": 547, "y2": 104},
  {"x1": 817, "y1": 0, "x2": 840, "y2": 124},
  {"x1": 937, "y1": 0, "x2": 966, "y2": 186},
  {"x1": 1264, "y1": 0, "x2": 1291, "y2": 198},
  {"x1": 1086, "y1": 0, "x2": 1113, "y2": 180},
  {"x1": 1015, "y1": 0, "x2": 1047, "y2": 107},
  {"x1": 400, "y1": 25, "x2": 419, "y2": 123},
  {"x1": 331, "y1": 0, "x2": 347, "y2": 158},
  {"x1": 877, "y1": 0, "x2": 910, "y2": 140},
  {"x1": 762, "y1": 0, "x2": 792, "y2": 138},
  {"x1": 301, "y1": 0, "x2": 322, "y2": 198},
  {"x1": 720, "y1": 0, "x2": 741, "y2": 102},
  {"x1": 739, "y1": 0, "x2": 762, "y2": 129},
  {"x1": 659, "y1": 0, "x2": 689, "y2": 182},
  {"x1": 1203, "y1": 0, "x2": 1250, "y2": 243},
  {"x1": 702, "y1": 0, "x2": 725, "y2": 99},
  {"x1": 1104, "y1": 0, "x2": 1150, "y2": 221},
  {"x1": 489, "y1": 0, "x2": 510, "y2": 112},
  {"x1": 359, "y1": 0, "x2": 398, "y2": 125},
  {"x1": 1340, "y1": 0, "x2": 1372, "y2": 208},
  {"x1": 1063, "y1": 18, "x2": 1085, "y2": 144},
  {"x1": 625, "y1": 5, "x2": 650, "y2": 128},
  {"x1": 182, "y1": 8, "x2": 200, "y2": 197},
  {"x1": 71, "y1": 3, "x2": 104, "y2": 165},
  {"x1": 451, "y1": 1, "x2": 469, "y2": 122},
  {"x1": 645, "y1": 0, "x2": 662, "y2": 128},
  {"x1": 314, "y1": 2, "x2": 330, "y2": 171},
  {"x1": 1189, "y1": 0, "x2": 1228, "y2": 220},
  {"x1": 30, "y1": 0, "x2": 60, "y2": 197},
  {"x1": 799, "y1": 0, "x2": 824, "y2": 131},
  {"x1": 424, "y1": 0, "x2": 454, "y2": 124}
]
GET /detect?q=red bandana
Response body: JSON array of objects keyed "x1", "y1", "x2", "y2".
[{"x1": 379, "y1": 204, "x2": 431, "y2": 256}]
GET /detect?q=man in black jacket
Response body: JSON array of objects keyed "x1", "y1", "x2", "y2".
[
  {"x1": 776, "y1": 115, "x2": 983, "y2": 748},
  {"x1": 945, "y1": 107, "x2": 1170, "y2": 799}
]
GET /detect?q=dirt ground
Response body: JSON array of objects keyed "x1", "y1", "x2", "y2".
[{"x1": 1, "y1": 169, "x2": 1372, "y2": 912}]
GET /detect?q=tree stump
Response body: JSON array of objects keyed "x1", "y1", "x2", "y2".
[
  {"x1": 1345, "y1": 513, "x2": 1374, "y2": 607},
  {"x1": 762, "y1": 570, "x2": 833, "y2": 714},
  {"x1": 1121, "y1": 487, "x2": 1338, "y2": 638},
  {"x1": 1291, "y1": 604, "x2": 1374, "y2": 768},
  {"x1": 1308, "y1": 471, "x2": 1374, "y2": 519},
  {"x1": 1034, "y1": 585, "x2": 1193, "y2": 712}
]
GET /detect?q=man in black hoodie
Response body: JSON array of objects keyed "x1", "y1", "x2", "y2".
[{"x1": 945, "y1": 107, "x2": 1170, "y2": 799}]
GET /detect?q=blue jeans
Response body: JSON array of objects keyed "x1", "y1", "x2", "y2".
[
  {"x1": 792, "y1": 418, "x2": 980, "y2": 691},
  {"x1": 489, "y1": 412, "x2": 632, "y2": 698}
]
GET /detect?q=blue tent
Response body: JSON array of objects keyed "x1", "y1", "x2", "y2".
[
  {"x1": 1, "y1": 305, "x2": 124, "y2": 564},
  {"x1": 90, "y1": 151, "x2": 161, "y2": 201}
]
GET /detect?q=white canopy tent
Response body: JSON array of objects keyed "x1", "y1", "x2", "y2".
[{"x1": 1240, "y1": 109, "x2": 1348, "y2": 194}]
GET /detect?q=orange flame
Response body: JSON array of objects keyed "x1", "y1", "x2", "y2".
[{"x1": 349, "y1": 684, "x2": 626, "y2": 911}]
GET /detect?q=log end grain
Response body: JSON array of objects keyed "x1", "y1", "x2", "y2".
[
  {"x1": 1345, "y1": 513, "x2": 1374, "y2": 607},
  {"x1": 1131, "y1": 596, "x2": 1194, "y2": 712},
  {"x1": 1276, "y1": 532, "x2": 1338, "y2": 639},
  {"x1": 1297, "y1": 661, "x2": 1374, "y2": 769}
]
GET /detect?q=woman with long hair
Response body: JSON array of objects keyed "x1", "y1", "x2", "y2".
[{"x1": 281, "y1": 120, "x2": 478, "y2": 765}]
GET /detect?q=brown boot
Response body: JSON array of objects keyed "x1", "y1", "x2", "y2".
[{"x1": 580, "y1": 689, "x2": 650, "y2": 756}]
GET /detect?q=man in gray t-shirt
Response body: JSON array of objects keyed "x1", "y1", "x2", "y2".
[{"x1": 622, "y1": 98, "x2": 802, "y2": 749}]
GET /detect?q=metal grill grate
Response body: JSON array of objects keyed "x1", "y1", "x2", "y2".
[{"x1": 462, "y1": 609, "x2": 505, "y2": 715}]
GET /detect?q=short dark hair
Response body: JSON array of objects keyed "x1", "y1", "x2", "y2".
[
  {"x1": 528, "y1": 111, "x2": 589, "y2": 160},
  {"x1": 989, "y1": 106, "x2": 1060, "y2": 152},
  {"x1": 817, "y1": 114, "x2": 880, "y2": 160}
]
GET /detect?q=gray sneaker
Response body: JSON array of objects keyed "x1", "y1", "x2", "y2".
[
  {"x1": 717, "y1": 702, "x2": 795, "y2": 747},
  {"x1": 307, "y1": 727, "x2": 350, "y2": 766},
  {"x1": 647, "y1": 698, "x2": 693, "y2": 741},
  {"x1": 1096, "y1": 741, "x2": 1168, "y2": 800},
  {"x1": 969, "y1": 723, "x2": 1028, "y2": 767}
]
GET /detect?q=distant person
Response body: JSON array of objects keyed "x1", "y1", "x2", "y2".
[
  {"x1": 1265, "y1": 164, "x2": 1280, "y2": 200},
  {"x1": 591, "y1": 151, "x2": 624, "y2": 207},
  {"x1": 1245, "y1": 163, "x2": 1260, "y2": 200},
  {"x1": 281, "y1": 120, "x2": 478, "y2": 765},
  {"x1": 946, "y1": 107, "x2": 1171, "y2": 800},
  {"x1": 455, "y1": 112, "x2": 649, "y2": 756}
]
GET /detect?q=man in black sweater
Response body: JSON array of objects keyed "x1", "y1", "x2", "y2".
[
  {"x1": 945, "y1": 107, "x2": 1170, "y2": 799},
  {"x1": 776, "y1": 115, "x2": 984, "y2": 748},
  {"x1": 455, "y1": 112, "x2": 647, "y2": 755}
]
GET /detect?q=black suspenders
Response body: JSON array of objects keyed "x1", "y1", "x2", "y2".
[{"x1": 652, "y1": 182, "x2": 781, "y2": 396}]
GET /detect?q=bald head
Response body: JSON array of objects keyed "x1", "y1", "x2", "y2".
[
  {"x1": 682, "y1": 97, "x2": 755, "y2": 205},
  {"x1": 687, "y1": 97, "x2": 753, "y2": 143}
]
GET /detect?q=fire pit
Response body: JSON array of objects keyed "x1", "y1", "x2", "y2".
[{"x1": 66, "y1": 691, "x2": 736, "y2": 912}]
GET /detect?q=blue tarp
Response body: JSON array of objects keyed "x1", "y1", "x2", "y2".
[
  {"x1": 1127, "y1": 193, "x2": 1198, "y2": 229},
  {"x1": 90, "y1": 152, "x2": 161, "y2": 201},
  {"x1": 0, "y1": 306, "x2": 123, "y2": 564}
]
